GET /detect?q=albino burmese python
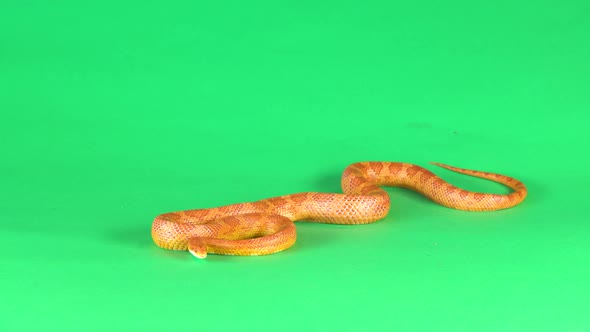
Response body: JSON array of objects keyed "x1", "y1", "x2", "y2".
[{"x1": 152, "y1": 162, "x2": 527, "y2": 258}]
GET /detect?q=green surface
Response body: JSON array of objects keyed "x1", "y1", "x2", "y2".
[{"x1": 1, "y1": 1, "x2": 589, "y2": 331}]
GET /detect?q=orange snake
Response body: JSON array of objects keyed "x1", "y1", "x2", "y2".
[{"x1": 152, "y1": 162, "x2": 527, "y2": 259}]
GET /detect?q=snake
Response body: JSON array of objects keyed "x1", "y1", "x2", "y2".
[{"x1": 151, "y1": 162, "x2": 527, "y2": 259}]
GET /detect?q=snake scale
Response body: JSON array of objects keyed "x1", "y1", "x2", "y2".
[{"x1": 152, "y1": 162, "x2": 527, "y2": 258}]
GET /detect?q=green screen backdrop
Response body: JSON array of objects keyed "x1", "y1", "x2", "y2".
[{"x1": 1, "y1": 1, "x2": 589, "y2": 331}]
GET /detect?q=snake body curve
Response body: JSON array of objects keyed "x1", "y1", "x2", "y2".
[{"x1": 152, "y1": 162, "x2": 527, "y2": 258}]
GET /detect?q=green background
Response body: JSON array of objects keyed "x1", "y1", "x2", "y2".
[{"x1": 1, "y1": 0, "x2": 589, "y2": 331}]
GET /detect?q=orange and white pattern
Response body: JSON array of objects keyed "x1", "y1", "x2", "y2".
[{"x1": 152, "y1": 162, "x2": 527, "y2": 258}]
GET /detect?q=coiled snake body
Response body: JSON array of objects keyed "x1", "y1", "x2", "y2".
[{"x1": 152, "y1": 162, "x2": 527, "y2": 258}]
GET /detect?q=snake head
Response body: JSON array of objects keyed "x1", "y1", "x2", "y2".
[{"x1": 187, "y1": 237, "x2": 208, "y2": 259}]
